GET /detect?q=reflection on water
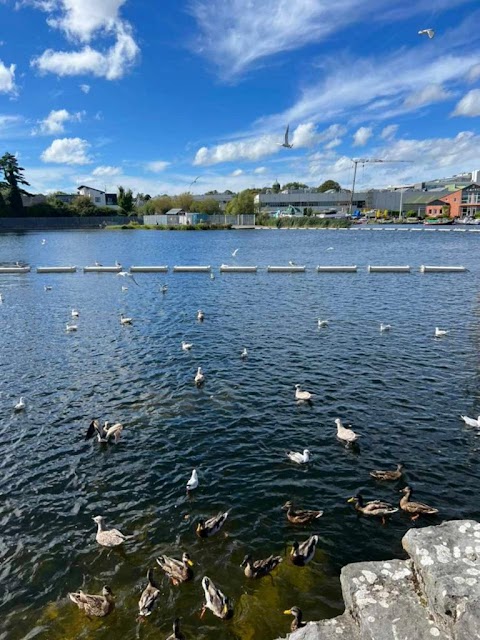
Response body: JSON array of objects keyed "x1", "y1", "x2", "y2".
[{"x1": 1, "y1": 229, "x2": 480, "y2": 640}]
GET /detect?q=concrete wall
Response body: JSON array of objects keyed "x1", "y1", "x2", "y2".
[
  {"x1": 0, "y1": 216, "x2": 141, "y2": 231},
  {"x1": 144, "y1": 213, "x2": 255, "y2": 226}
]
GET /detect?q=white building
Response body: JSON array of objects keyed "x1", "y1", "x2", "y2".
[{"x1": 77, "y1": 185, "x2": 119, "y2": 208}]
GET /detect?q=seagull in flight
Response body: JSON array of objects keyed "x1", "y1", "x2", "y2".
[
  {"x1": 232, "y1": 248, "x2": 239, "y2": 257},
  {"x1": 418, "y1": 28, "x2": 435, "y2": 39},
  {"x1": 189, "y1": 176, "x2": 200, "y2": 189},
  {"x1": 116, "y1": 271, "x2": 140, "y2": 286},
  {"x1": 277, "y1": 124, "x2": 293, "y2": 149}
]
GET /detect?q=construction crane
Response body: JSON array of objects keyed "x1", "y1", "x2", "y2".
[{"x1": 348, "y1": 158, "x2": 413, "y2": 215}]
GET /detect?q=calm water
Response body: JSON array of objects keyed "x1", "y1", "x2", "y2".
[{"x1": 1, "y1": 228, "x2": 480, "y2": 640}]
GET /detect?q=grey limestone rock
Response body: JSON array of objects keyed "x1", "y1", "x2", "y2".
[{"x1": 286, "y1": 616, "x2": 360, "y2": 640}]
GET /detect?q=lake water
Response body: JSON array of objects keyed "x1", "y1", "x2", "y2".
[{"x1": 1, "y1": 228, "x2": 480, "y2": 640}]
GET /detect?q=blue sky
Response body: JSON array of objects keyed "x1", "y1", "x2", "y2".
[{"x1": 0, "y1": 0, "x2": 479, "y2": 196}]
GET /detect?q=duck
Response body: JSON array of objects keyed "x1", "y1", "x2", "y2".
[
  {"x1": 14, "y1": 397, "x2": 25, "y2": 412},
  {"x1": 370, "y1": 463, "x2": 404, "y2": 481},
  {"x1": 287, "y1": 449, "x2": 311, "y2": 465},
  {"x1": 201, "y1": 576, "x2": 233, "y2": 620},
  {"x1": 347, "y1": 494, "x2": 398, "y2": 524},
  {"x1": 186, "y1": 469, "x2": 198, "y2": 491},
  {"x1": 166, "y1": 618, "x2": 185, "y2": 640},
  {"x1": 317, "y1": 319, "x2": 329, "y2": 328},
  {"x1": 182, "y1": 341, "x2": 193, "y2": 351},
  {"x1": 335, "y1": 418, "x2": 360, "y2": 445},
  {"x1": 283, "y1": 606, "x2": 306, "y2": 632},
  {"x1": 282, "y1": 501, "x2": 323, "y2": 524},
  {"x1": 71, "y1": 309, "x2": 80, "y2": 317},
  {"x1": 399, "y1": 486, "x2": 439, "y2": 521},
  {"x1": 85, "y1": 419, "x2": 123, "y2": 444},
  {"x1": 138, "y1": 568, "x2": 160, "y2": 619},
  {"x1": 241, "y1": 347, "x2": 248, "y2": 359},
  {"x1": 295, "y1": 384, "x2": 312, "y2": 401},
  {"x1": 156, "y1": 552, "x2": 194, "y2": 585},
  {"x1": 290, "y1": 535, "x2": 319, "y2": 566},
  {"x1": 380, "y1": 323, "x2": 391, "y2": 332},
  {"x1": 435, "y1": 327, "x2": 448, "y2": 337},
  {"x1": 66, "y1": 322, "x2": 78, "y2": 332},
  {"x1": 197, "y1": 309, "x2": 205, "y2": 321},
  {"x1": 68, "y1": 585, "x2": 114, "y2": 617},
  {"x1": 196, "y1": 510, "x2": 230, "y2": 538},
  {"x1": 161, "y1": 284, "x2": 168, "y2": 294},
  {"x1": 194, "y1": 367, "x2": 204, "y2": 385},
  {"x1": 93, "y1": 515, "x2": 129, "y2": 547},
  {"x1": 460, "y1": 415, "x2": 480, "y2": 428},
  {"x1": 240, "y1": 554, "x2": 282, "y2": 579},
  {"x1": 120, "y1": 313, "x2": 132, "y2": 325}
]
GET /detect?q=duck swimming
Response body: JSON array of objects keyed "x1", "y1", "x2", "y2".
[
  {"x1": 284, "y1": 606, "x2": 306, "y2": 631},
  {"x1": 201, "y1": 576, "x2": 233, "y2": 619},
  {"x1": 138, "y1": 568, "x2": 160, "y2": 619},
  {"x1": 156, "y1": 552, "x2": 194, "y2": 585},
  {"x1": 290, "y1": 535, "x2": 319, "y2": 566},
  {"x1": 282, "y1": 501, "x2": 323, "y2": 524},
  {"x1": 370, "y1": 463, "x2": 404, "y2": 481},
  {"x1": 399, "y1": 486, "x2": 439, "y2": 521},
  {"x1": 166, "y1": 618, "x2": 185, "y2": 639},
  {"x1": 196, "y1": 510, "x2": 230, "y2": 537},
  {"x1": 348, "y1": 494, "x2": 398, "y2": 525},
  {"x1": 93, "y1": 515, "x2": 129, "y2": 547},
  {"x1": 68, "y1": 586, "x2": 114, "y2": 617},
  {"x1": 240, "y1": 554, "x2": 282, "y2": 579},
  {"x1": 85, "y1": 419, "x2": 123, "y2": 444}
]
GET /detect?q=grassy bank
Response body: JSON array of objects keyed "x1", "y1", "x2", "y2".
[
  {"x1": 106, "y1": 218, "x2": 351, "y2": 230},
  {"x1": 105, "y1": 222, "x2": 234, "y2": 230}
]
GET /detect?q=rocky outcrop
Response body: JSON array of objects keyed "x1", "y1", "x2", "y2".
[{"x1": 280, "y1": 520, "x2": 480, "y2": 640}]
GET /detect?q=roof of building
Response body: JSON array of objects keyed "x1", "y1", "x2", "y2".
[
  {"x1": 77, "y1": 185, "x2": 105, "y2": 193},
  {"x1": 427, "y1": 199, "x2": 448, "y2": 206},
  {"x1": 165, "y1": 208, "x2": 184, "y2": 215}
]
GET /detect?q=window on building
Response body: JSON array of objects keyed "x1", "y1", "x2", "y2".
[{"x1": 94, "y1": 197, "x2": 101, "y2": 203}]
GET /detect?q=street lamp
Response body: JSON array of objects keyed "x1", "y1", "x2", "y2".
[{"x1": 399, "y1": 188, "x2": 405, "y2": 219}]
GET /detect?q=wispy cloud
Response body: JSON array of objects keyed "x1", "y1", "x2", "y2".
[
  {"x1": 353, "y1": 126, "x2": 372, "y2": 147},
  {"x1": 146, "y1": 160, "x2": 171, "y2": 172},
  {"x1": 33, "y1": 108, "x2": 84, "y2": 135},
  {"x1": 92, "y1": 165, "x2": 121, "y2": 176},
  {"x1": 452, "y1": 89, "x2": 480, "y2": 117},
  {"x1": 403, "y1": 83, "x2": 452, "y2": 108}
]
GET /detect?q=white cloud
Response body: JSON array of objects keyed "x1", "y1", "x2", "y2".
[
  {"x1": 403, "y1": 83, "x2": 452, "y2": 108},
  {"x1": 146, "y1": 160, "x2": 171, "y2": 172},
  {"x1": 353, "y1": 126, "x2": 372, "y2": 147},
  {"x1": 92, "y1": 165, "x2": 121, "y2": 176},
  {"x1": 34, "y1": 108, "x2": 83, "y2": 135},
  {"x1": 0, "y1": 59, "x2": 16, "y2": 94},
  {"x1": 291, "y1": 122, "x2": 318, "y2": 148},
  {"x1": 325, "y1": 137, "x2": 342, "y2": 149},
  {"x1": 381, "y1": 124, "x2": 398, "y2": 140},
  {"x1": 45, "y1": 0, "x2": 127, "y2": 42},
  {"x1": 41, "y1": 137, "x2": 91, "y2": 164},
  {"x1": 452, "y1": 89, "x2": 480, "y2": 117},
  {"x1": 80, "y1": 83, "x2": 90, "y2": 93},
  {"x1": 230, "y1": 168, "x2": 243, "y2": 176},
  {"x1": 254, "y1": 166, "x2": 267, "y2": 174},
  {"x1": 467, "y1": 63, "x2": 480, "y2": 82}
]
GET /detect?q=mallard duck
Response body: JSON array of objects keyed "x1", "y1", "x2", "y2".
[
  {"x1": 240, "y1": 554, "x2": 282, "y2": 579},
  {"x1": 201, "y1": 576, "x2": 233, "y2": 619},
  {"x1": 138, "y1": 568, "x2": 160, "y2": 619},
  {"x1": 156, "y1": 552, "x2": 194, "y2": 585},
  {"x1": 196, "y1": 510, "x2": 230, "y2": 537},
  {"x1": 347, "y1": 494, "x2": 398, "y2": 524},
  {"x1": 283, "y1": 606, "x2": 306, "y2": 631},
  {"x1": 370, "y1": 463, "x2": 404, "y2": 482},
  {"x1": 295, "y1": 384, "x2": 312, "y2": 401},
  {"x1": 68, "y1": 585, "x2": 114, "y2": 617},
  {"x1": 186, "y1": 469, "x2": 198, "y2": 491},
  {"x1": 335, "y1": 418, "x2": 360, "y2": 445},
  {"x1": 85, "y1": 420, "x2": 123, "y2": 444},
  {"x1": 166, "y1": 618, "x2": 185, "y2": 639},
  {"x1": 93, "y1": 515, "x2": 129, "y2": 547},
  {"x1": 194, "y1": 367, "x2": 204, "y2": 386},
  {"x1": 399, "y1": 486, "x2": 439, "y2": 521},
  {"x1": 282, "y1": 501, "x2": 323, "y2": 524},
  {"x1": 287, "y1": 449, "x2": 311, "y2": 464},
  {"x1": 290, "y1": 535, "x2": 319, "y2": 566}
]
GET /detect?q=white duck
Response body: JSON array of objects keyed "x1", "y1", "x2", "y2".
[
  {"x1": 287, "y1": 449, "x2": 311, "y2": 464},
  {"x1": 460, "y1": 415, "x2": 480, "y2": 428},
  {"x1": 14, "y1": 397, "x2": 25, "y2": 412},
  {"x1": 182, "y1": 341, "x2": 193, "y2": 351},
  {"x1": 93, "y1": 515, "x2": 129, "y2": 547},
  {"x1": 295, "y1": 384, "x2": 312, "y2": 401},
  {"x1": 120, "y1": 314, "x2": 132, "y2": 325},
  {"x1": 195, "y1": 367, "x2": 205, "y2": 385},
  {"x1": 335, "y1": 418, "x2": 360, "y2": 444},
  {"x1": 435, "y1": 327, "x2": 448, "y2": 337},
  {"x1": 186, "y1": 469, "x2": 199, "y2": 491}
]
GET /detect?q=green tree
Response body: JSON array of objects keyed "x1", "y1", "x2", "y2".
[
  {"x1": 205, "y1": 190, "x2": 218, "y2": 195},
  {"x1": 225, "y1": 189, "x2": 254, "y2": 215},
  {"x1": 174, "y1": 192, "x2": 194, "y2": 212},
  {"x1": 272, "y1": 180, "x2": 280, "y2": 193},
  {"x1": 117, "y1": 186, "x2": 134, "y2": 214},
  {"x1": 0, "y1": 152, "x2": 30, "y2": 215},
  {"x1": 0, "y1": 190, "x2": 7, "y2": 216},
  {"x1": 146, "y1": 195, "x2": 173, "y2": 214},
  {"x1": 282, "y1": 182, "x2": 309, "y2": 190},
  {"x1": 318, "y1": 180, "x2": 341, "y2": 192},
  {"x1": 71, "y1": 195, "x2": 97, "y2": 216},
  {"x1": 192, "y1": 198, "x2": 221, "y2": 214}
]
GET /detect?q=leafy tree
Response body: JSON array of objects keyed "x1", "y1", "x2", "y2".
[
  {"x1": 0, "y1": 190, "x2": 7, "y2": 216},
  {"x1": 0, "y1": 152, "x2": 30, "y2": 215},
  {"x1": 223, "y1": 189, "x2": 235, "y2": 195},
  {"x1": 272, "y1": 181, "x2": 280, "y2": 193},
  {"x1": 205, "y1": 190, "x2": 218, "y2": 195},
  {"x1": 118, "y1": 186, "x2": 134, "y2": 214},
  {"x1": 191, "y1": 198, "x2": 221, "y2": 214},
  {"x1": 174, "y1": 192, "x2": 194, "y2": 212},
  {"x1": 145, "y1": 195, "x2": 173, "y2": 214},
  {"x1": 318, "y1": 180, "x2": 341, "y2": 192},
  {"x1": 225, "y1": 189, "x2": 254, "y2": 215},
  {"x1": 282, "y1": 182, "x2": 309, "y2": 190},
  {"x1": 71, "y1": 195, "x2": 97, "y2": 216}
]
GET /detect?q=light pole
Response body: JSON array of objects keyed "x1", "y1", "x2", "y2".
[{"x1": 399, "y1": 188, "x2": 404, "y2": 219}]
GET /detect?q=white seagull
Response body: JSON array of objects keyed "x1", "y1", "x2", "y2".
[
  {"x1": 182, "y1": 341, "x2": 193, "y2": 351},
  {"x1": 288, "y1": 260, "x2": 297, "y2": 267},
  {"x1": 14, "y1": 397, "x2": 25, "y2": 412},
  {"x1": 41, "y1": 239, "x2": 46, "y2": 245},
  {"x1": 66, "y1": 322, "x2": 78, "y2": 332},
  {"x1": 93, "y1": 515, "x2": 130, "y2": 547},
  {"x1": 197, "y1": 309, "x2": 205, "y2": 321},
  {"x1": 295, "y1": 384, "x2": 312, "y2": 401},
  {"x1": 287, "y1": 449, "x2": 311, "y2": 464},
  {"x1": 317, "y1": 319, "x2": 329, "y2": 328},
  {"x1": 120, "y1": 314, "x2": 133, "y2": 325},
  {"x1": 186, "y1": 469, "x2": 199, "y2": 491},
  {"x1": 161, "y1": 284, "x2": 168, "y2": 294},
  {"x1": 460, "y1": 415, "x2": 480, "y2": 428},
  {"x1": 231, "y1": 248, "x2": 239, "y2": 257},
  {"x1": 122, "y1": 286, "x2": 128, "y2": 291},
  {"x1": 115, "y1": 260, "x2": 122, "y2": 268},
  {"x1": 195, "y1": 367, "x2": 205, "y2": 385},
  {"x1": 44, "y1": 286, "x2": 52, "y2": 292},
  {"x1": 435, "y1": 327, "x2": 448, "y2": 337},
  {"x1": 418, "y1": 28, "x2": 435, "y2": 39},
  {"x1": 94, "y1": 260, "x2": 102, "y2": 266},
  {"x1": 277, "y1": 124, "x2": 293, "y2": 148},
  {"x1": 241, "y1": 347, "x2": 248, "y2": 359},
  {"x1": 335, "y1": 418, "x2": 360, "y2": 444},
  {"x1": 71, "y1": 308, "x2": 80, "y2": 317},
  {"x1": 380, "y1": 323, "x2": 391, "y2": 332},
  {"x1": 85, "y1": 420, "x2": 124, "y2": 443},
  {"x1": 0, "y1": 293, "x2": 3, "y2": 303},
  {"x1": 116, "y1": 271, "x2": 139, "y2": 286}
]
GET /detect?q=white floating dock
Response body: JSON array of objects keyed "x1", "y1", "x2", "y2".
[
  {"x1": 420, "y1": 265, "x2": 467, "y2": 273},
  {"x1": 173, "y1": 266, "x2": 211, "y2": 272},
  {"x1": 368, "y1": 265, "x2": 411, "y2": 273},
  {"x1": 83, "y1": 266, "x2": 122, "y2": 273},
  {"x1": 317, "y1": 266, "x2": 357, "y2": 273},
  {"x1": 129, "y1": 266, "x2": 168, "y2": 273},
  {"x1": 220, "y1": 265, "x2": 258, "y2": 273},
  {"x1": 36, "y1": 266, "x2": 76, "y2": 273},
  {"x1": 0, "y1": 266, "x2": 31, "y2": 274},
  {"x1": 267, "y1": 265, "x2": 306, "y2": 272}
]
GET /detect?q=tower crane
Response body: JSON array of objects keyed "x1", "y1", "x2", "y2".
[{"x1": 348, "y1": 158, "x2": 413, "y2": 214}]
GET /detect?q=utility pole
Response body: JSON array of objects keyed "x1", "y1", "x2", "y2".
[{"x1": 348, "y1": 159, "x2": 413, "y2": 215}]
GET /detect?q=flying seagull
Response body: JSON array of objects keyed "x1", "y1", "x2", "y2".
[
  {"x1": 277, "y1": 124, "x2": 293, "y2": 149},
  {"x1": 189, "y1": 176, "x2": 200, "y2": 189},
  {"x1": 418, "y1": 29, "x2": 435, "y2": 39},
  {"x1": 116, "y1": 271, "x2": 140, "y2": 286},
  {"x1": 232, "y1": 248, "x2": 239, "y2": 257}
]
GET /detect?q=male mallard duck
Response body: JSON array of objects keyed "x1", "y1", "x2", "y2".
[
  {"x1": 196, "y1": 510, "x2": 230, "y2": 538},
  {"x1": 283, "y1": 606, "x2": 306, "y2": 631},
  {"x1": 370, "y1": 463, "x2": 404, "y2": 482},
  {"x1": 166, "y1": 618, "x2": 185, "y2": 639},
  {"x1": 85, "y1": 419, "x2": 123, "y2": 444},
  {"x1": 282, "y1": 501, "x2": 324, "y2": 524},
  {"x1": 93, "y1": 515, "x2": 129, "y2": 547},
  {"x1": 68, "y1": 585, "x2": 114, "y2": 617},
  {"x1": 138, "y1": 568, "x2": 160, "y2": 619},
  {"x1": 399, "y1": 486, "x2": 439, "y2": 521},
  {"x1": 347, "y1": 494, "x2": 398, "y2": 524},
  {"x1": 240, "y1": 554, "x2": 282, "y2": 579},
  {"x1": 201, "y1": 576, "x2": 233, "y2": 619},
  {"x1": 156, "y1": 552, "x2": 194, "y2": 585},
  {"x1": 290, "y1": 535, "x2": 319, "y2": 566}
]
